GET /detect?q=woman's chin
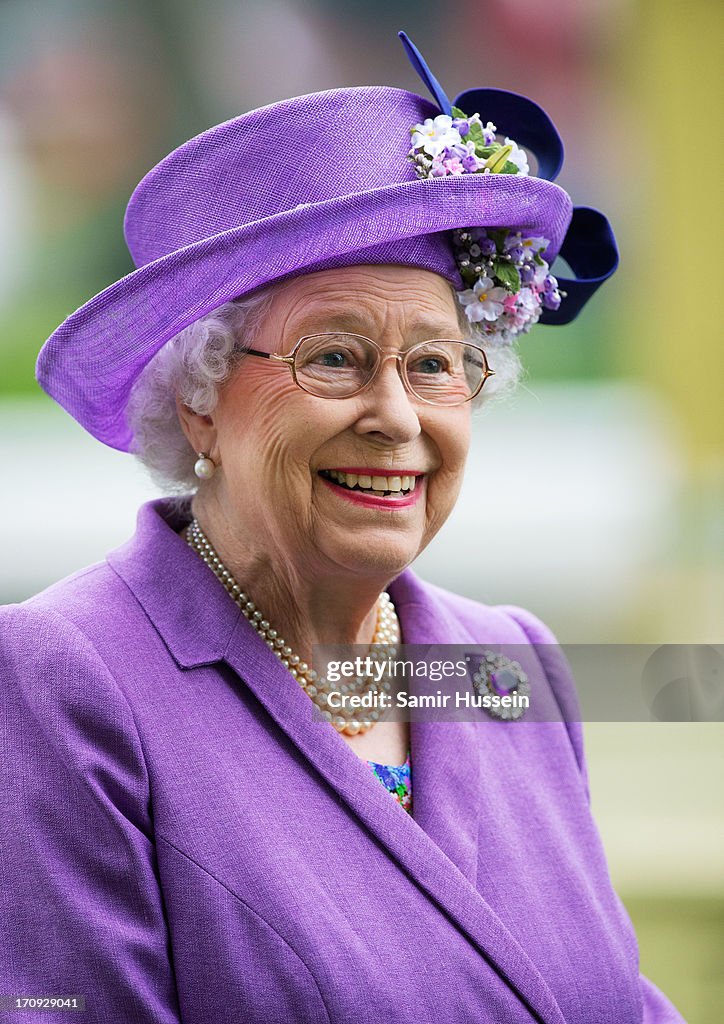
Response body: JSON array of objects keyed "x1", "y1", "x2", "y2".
[{"x1": 323, "y1": 533, "x2": 420, "y2": 582}]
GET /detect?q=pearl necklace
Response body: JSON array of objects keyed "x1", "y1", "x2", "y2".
[{"x1": 185, "y1": 518, "x2": 400, "y2": 736}]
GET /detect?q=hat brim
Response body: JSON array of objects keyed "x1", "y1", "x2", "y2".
[{"x1": 36, "y1": 173, "x2": 571, "y2": 451}]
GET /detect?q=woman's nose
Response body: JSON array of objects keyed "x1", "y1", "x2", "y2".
[{"x1": 351, "y1": 353, "x2": 421, "y2": 444}]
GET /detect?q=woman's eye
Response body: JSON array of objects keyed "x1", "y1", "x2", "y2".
[
  {"x1": 411, "y1": 356, "x2": 447, "y2": 375},
  {"x1": 316, "y1": 350, "x2": 350, "y2": 367},
  {"x1": 319, "y1": 352, "x2": 348, "y2": 368}
]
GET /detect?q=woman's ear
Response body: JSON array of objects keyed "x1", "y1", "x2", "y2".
[{"x1": 175, "y1": 395, "x2": 218, "y2": 461}]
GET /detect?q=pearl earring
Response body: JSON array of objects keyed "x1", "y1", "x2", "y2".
[{"x1": 193, "y1": 452, "x2": 216, "y2": 480}]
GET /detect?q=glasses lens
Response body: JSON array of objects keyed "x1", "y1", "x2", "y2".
[
  {"x1": 294, "y1": 334, "x2": 378, "y2": 397},
  {"x1": 405, "y1": 341, "x2": 487, "y2": 405}
]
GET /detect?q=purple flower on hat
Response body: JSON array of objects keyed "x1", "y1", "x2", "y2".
[
  {"x1": 542, "y1": 289, "x2": 562, "y2": 311},
  {"x1": 539, "y1": 273, "x2": 561, "y2": 310},
  {"x1": 457, "y1": 140, "x2": 485, "y2": 172},
  {"x1": 482, "y1": 121, "x2": 497, "y2": 146}
]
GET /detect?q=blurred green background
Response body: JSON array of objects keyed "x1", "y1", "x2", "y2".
[{"x1": 0, "y1": 1, "x2": 722, "y2": 1019}]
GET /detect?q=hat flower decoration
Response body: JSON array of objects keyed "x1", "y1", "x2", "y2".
[{"x1": 399, "y1": 31, "x2": 614, "y2": 346}]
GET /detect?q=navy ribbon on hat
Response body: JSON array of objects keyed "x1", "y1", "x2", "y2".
[
  {"x1": 398, "y1": 31, "x2": 619, "y2": 326},
  {"x1": 540, "y1": 206, "x2": 619, "y2": 324}
]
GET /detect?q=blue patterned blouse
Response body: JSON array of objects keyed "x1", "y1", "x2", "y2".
[{"x1": 366, "y1": 750, "x2": 412, "y2": 814}]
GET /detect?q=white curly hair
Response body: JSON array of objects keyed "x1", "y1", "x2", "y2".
[{"x1": 126, "y1": 280, "x2": 523, "y2": 494}]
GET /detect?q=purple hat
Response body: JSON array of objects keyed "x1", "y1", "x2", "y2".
[{"x1": 35, "y1": 31, "x2": 618, "y2": 452}]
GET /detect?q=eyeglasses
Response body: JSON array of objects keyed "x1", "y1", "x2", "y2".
[{"x1": 243, "y1": 333, "x2": 494, "y2": 407}]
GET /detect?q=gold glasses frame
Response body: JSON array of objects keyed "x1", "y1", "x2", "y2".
[{"x1": 243, "y1": 333, "x2": 495, "y2": 407}]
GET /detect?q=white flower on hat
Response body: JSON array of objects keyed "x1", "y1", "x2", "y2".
[
  {"x1": 520, "y1": 235, "x2": 549, "y2": 254},
  {"x1": 532, "y1": 262, "x2": 549, "y2": 288},
  {"x1": 504, "y1": 136, "x2": 530, "y2": 176},
  {"x1": 410, "y1": 115, "x2": 462, "y2": 158},
  {"x1": 457, "y1": 277, "x2": 508, "y2": 322}
]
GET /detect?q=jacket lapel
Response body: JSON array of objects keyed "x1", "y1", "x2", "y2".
[{"x1": 109, "y1": 499, "x2": 565, "y2": 1024}]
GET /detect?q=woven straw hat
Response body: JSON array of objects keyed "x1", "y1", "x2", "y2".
[{"x1": 35, "y1": 32, "x2": 617, "y2": 452}]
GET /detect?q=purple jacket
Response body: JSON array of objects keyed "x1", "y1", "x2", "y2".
[{"x1": 0, "y1": 498, "x2": 684, "y2": 1023}]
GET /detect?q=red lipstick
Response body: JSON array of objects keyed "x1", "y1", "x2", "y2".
[{"x1": 318, "y1": 475, "x2": 423, "y2": 510}]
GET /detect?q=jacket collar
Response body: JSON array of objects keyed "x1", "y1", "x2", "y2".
[
  {"x1": 108, "y1": 498, "x2": 565, "y2": 1024},
  {"x1": 107, "y1": 497, "x2": 243, "y2": 668}
]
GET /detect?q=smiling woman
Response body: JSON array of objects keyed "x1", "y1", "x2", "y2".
[
  {"x1": 169, "y1": 267, "x2": 476, "y2": 764},
  {"x1": 0, "y1": 30, "x2": 683, "y2": 1024}
]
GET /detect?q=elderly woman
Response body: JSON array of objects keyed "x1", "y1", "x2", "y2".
[{"x1": 0, "y1": 32, "x2": 683, "y2": 1024}]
